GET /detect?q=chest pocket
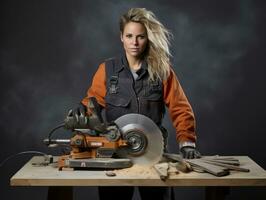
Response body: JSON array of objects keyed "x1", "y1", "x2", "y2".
[
  {"x1": 140, "y1": 79, "x2": 165, "y2": 124},
  {"x1": 105, "y1": 95, "x2": 131, "y2": 122}
]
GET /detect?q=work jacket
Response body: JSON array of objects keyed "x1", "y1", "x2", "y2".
[{"x1": 82, "y1": 55, "x2": 196, "y2": 144}]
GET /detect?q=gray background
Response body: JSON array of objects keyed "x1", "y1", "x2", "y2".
[{"x1": 1, "y1": 0, "x2": 266, "y2": 199}]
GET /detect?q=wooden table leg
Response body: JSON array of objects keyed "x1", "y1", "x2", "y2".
[
  {"x1": 47, "y1": 186, "x2": 73, "y2": 200},
  {"x1": 205, "y1": 186, "x2": 230, "y2": 200}
]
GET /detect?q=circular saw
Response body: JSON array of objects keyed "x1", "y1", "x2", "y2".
[
  {"x1": 44, "y1": 111, "x2": 164, "y2": 169},
  {"x1": 115, "y1": 113, "x2": 164, "y2": 166}
]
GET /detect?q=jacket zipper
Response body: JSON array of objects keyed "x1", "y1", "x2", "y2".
[{"x1": 137, "y1": 97, "x2": 140, "y2": 113}]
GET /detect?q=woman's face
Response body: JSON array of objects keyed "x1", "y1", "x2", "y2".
[{"x1": 121, "y1": 22, "x2": 148, "y2": 59}]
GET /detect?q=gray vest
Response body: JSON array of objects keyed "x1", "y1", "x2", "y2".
[{"x1": 104, "y1": 55, "x2": 165, "y2": 125}]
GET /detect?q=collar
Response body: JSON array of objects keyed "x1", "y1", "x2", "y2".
[{"x1": 120, "y1": 54, "x2": 148, "y2": 71}]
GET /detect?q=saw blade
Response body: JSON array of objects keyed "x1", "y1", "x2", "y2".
[{"x1": 115, "y1": 113, "x2": 164, "y2": 166}]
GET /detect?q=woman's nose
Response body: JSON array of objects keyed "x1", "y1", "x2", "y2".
[{"x1": 133, "y1": 37, "x2": 138, "y2": 45}]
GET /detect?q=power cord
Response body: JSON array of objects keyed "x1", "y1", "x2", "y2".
[
  {"x1": 1, "y1": 123, "x2": 68, "y2": 168},
  {"x1": 48, "y1": 123, "x2": 65, "y2": 142},
  {"x1": 0, "y1": 151, "x2": 53, "y2": 168}
]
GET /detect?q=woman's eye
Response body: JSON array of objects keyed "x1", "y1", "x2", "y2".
[{"x1": 126, "y1": 34, "x2": 132, "y2": 38}]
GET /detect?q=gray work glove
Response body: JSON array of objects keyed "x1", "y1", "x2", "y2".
[
  {"x1": 180, "y1": 146, "x2": 201, "y2": 159},
  {"x1": 64, "y1": 103, "x2": 89, "y2": 130}
]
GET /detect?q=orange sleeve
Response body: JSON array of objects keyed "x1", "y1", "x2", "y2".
[
  {"x1": 81, "y1": 62, "x2": 107, "y2": 108},
  {"x1": 163, "y1": 67, "x2": 196, "y2": 143}
]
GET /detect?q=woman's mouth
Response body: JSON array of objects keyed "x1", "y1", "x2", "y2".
[{"x1": 130, "y1": 48, "x2": 139, "y2": 51}]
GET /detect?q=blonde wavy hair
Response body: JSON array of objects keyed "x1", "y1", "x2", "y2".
[{"x1": 120, "y1": 8, "x2": 172, "y2": 81}]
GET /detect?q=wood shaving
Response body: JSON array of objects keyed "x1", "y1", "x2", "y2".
[{"x1": 113, "y1": 164, "x2": 155, "y2": 178}]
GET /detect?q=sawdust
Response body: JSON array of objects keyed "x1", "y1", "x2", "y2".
[{"x1": 113, "y1": 164, "x2": 155, "y2": 178}]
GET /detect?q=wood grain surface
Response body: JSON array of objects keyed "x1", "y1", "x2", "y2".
[{"x1": 10, "y1": 156, "x2": 266, "y2": 186}]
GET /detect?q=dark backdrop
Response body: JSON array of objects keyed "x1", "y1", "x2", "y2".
[{"x1": 1, "y1": 0, "x2": 266, "y2": 199}]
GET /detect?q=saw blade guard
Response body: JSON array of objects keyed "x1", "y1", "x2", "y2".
[{"x1": 115, "y1": 113, "x2": 164, "y2": 166}]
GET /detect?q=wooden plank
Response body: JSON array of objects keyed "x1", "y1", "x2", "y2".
[
  {"x1": 153, "y1": 163, "x2": 169, "y2": 180},
  {"x1": 201, "y1": 158, "x2": 240, "y2": 166},
  {"x1": 163, "y1": 153, "x2": 192, "y2": 172},
  {"x1": 186, "y1": 159, "x2": 230, "y2": 177},
  {"x1": 203, "y1": 156, "x2": 239, "y2": 161},
  {"x1": 201, "y1": 160, "x2": 250, "y2": 172},
  {"x1": 10, "y1": 156, "x2": 266, "y2": 186}
]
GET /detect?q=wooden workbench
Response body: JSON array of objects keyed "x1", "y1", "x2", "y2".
[{"x1": 10, "y1": 156, "x2": 266, "y2": 200}]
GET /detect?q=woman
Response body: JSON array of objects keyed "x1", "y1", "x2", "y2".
[{"x1": 67, "y1": 8, "x2": 200, "y2": 200}]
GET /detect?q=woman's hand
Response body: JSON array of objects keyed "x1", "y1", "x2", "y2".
[
  {"x1": 180, "y1": 146, "x2": 201, "y2": 159},
  {"x1": 64, "y1": 103, "x2": 88, "y2": 130}
]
